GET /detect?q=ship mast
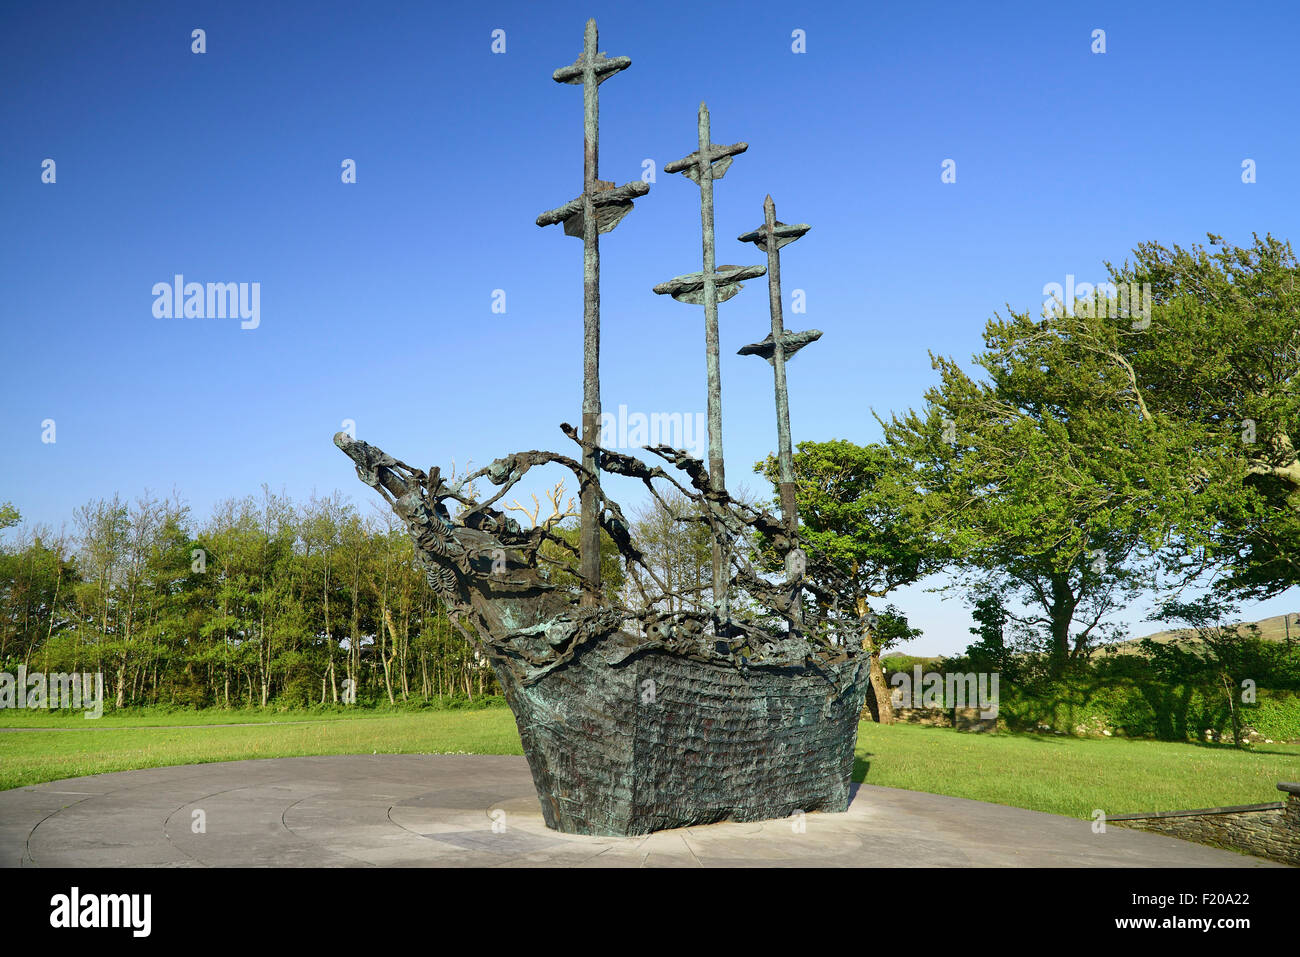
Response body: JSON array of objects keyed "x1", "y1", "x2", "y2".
[
  {"x1": 536, "y1": 19, "x2": 648, "y2": 604},
  {"x1": 738, "y1": 195, "x2": 819, "y2": 630},
  {"x1": 654, "y1": 103, "x2": 764, "y2": 629}
]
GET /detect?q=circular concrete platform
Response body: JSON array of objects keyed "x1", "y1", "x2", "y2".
[{"x1": 0, "y1": 754, "x2": 1281, "y2": 867}]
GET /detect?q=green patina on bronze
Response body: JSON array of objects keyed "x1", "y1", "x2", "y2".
[
  {"x1": 534, "y1": 18, "x2": 647, "y2": 607},
  {"x1": 738, "y1": 195, "x2": 821, "y2": 630},
  {"x1": 654, "y1": 103, "x2": 766, "y2": 627},
  {"x1": 334, "y1": 19, "x2": 869, "y2": 836}
]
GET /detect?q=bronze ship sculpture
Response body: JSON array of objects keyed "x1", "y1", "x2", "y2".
[{"x1": 335, "y1": 19, "x2": 870, "y2": 836}]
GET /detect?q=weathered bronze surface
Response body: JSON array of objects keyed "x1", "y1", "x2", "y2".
[
  {"x1": 335, "y1": 20, "x2": 868, "y2": 837},
  {"x1": 737, "y1": 329, "x2": 823, "y2": 360},
  {"x1": 739, "y1": 196, "x2": 820, "y2": 627},
  {"x1": 334, "y1": 427, "x2": 867, "y2": 834},
  {"x1": 655, "y1": 103, "x2": 766, "y2": 625},
  {"x1": 534, "y1": 18, "x2": 648, "y2": 605}
]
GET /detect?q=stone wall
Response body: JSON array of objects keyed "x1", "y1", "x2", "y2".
[
  {"x1": 861, "y1": 684, "x2": 997, "y2": 732},
  {"x1": 1110, "y1": 783, "x2": 1300, "y2": 866},
  {"x1": 888, "y1": 706, "x2": 997, "y2": 732}
]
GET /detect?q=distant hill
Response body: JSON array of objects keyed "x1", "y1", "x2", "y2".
[{"x1": 1096, "y1": 612, "x2": 1300, "y2": 657}]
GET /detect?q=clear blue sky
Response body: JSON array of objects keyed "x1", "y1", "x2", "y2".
[{"x1": 3, "y1": 0, "x2": 1298, "y2": 653}]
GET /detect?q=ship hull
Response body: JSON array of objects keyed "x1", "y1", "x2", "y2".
[{"x1": 493, "y1": 632, "x2": 870, "y2": 836}]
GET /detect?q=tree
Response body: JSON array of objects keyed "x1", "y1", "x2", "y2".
[
  {"x1": 506, "y1": 481, "x2": 627, "y2": 608},
  {"x1": 879, "y1": 299, "x2": 1192, "y2": 675},
  {"x1": 300, "y1": 492, "x2": 351, "y2": 703},
  {"x1": 1105, "y1": 233, "x2": 1300, "y2": 601},
  {"x1": 758, "y1": 440, "x2": 938, "y2": 722},
  {"x1": 2, "y1": 483, "x2": 497, "y2": 709},
  {"x1": 0, "y1": 521, "x2": 77, "y2": 670},
  {"x1": 71, "y1": 496, "x2": 130, "y2": 683},
  {"x1": 958, "y1": 590, "x2": 1020, "y2": 680},
  {"x1": 626, "y1": 489, "x2": 714, "y2": 618}
]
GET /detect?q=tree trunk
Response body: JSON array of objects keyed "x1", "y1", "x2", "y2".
[
  {"x1": 1221, "y1": 670, "x2": 1244, "y2": 748},
  {"x1": 858, "y1": 601, "x2": 895, "y2": 724},
  {"x1": 1047, "y1": 574, "x2": 1077, "y2": 677},
  {"x1": 381, "y1": 608, "x2": 399, "y2": 705},
  {"x1": 866, "y1": 644, "x2": 894, "y2": 724}
]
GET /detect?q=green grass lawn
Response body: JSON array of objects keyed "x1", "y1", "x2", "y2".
[
  {"x1": 0, "y1": 708, "x2": 523, "y2": 791},
  {"x1": 854, "y1": 722, "x2": 1299, "y2": 818},
  {"x1": 2, "y1": 705, "x2": 1297, "y2": 819},
  {"x1": 0, "y1": 699, "x2": 508, "y2": 728}
]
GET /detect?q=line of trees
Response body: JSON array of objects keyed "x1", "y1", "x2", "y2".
[
  {"x1": 0, "y1": 490, "x2": 491, "y2": 708},
  {"x1": 0, "y1": 481, "x2": 721, "y2": 711}
]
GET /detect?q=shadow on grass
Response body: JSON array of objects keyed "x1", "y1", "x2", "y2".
[
  {"x1": 852, "y1": 755, "x2": 871, "y2": 782},
  {"x1": 874, "y1": 721, "x2": 1297, "y2": 756},
  {"x1": 1011, "y1": 732, "x2": 1074, "y2": 745},
  {"x1": 1180, "y1": 740, "x2": 1300, "y2": 756}
]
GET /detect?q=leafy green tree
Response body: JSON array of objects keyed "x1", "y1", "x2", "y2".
[
  {"x1": 758, "y1": 440, "x2": 938, "y2": 721},
  {"x1": 71, "y1": 496, "x2": 130, "y2": 683},
  {"x1": 0, "y1": 525, "x2": 77, "y2": 670},
  {"x1": 1105, "y1": 234, "x2": 1300, "y2": 601},
  {"x1": 957, "y1": 591, "x2": 1022, "y2": 681},
  {"x1": 896, "y1": 235, "x2": 1298, "y2": 677},
  {"x1": 0, "y1": 481, "x2": 502, "y2": 709},
  {"x1": 880, "y1": 298, "x2": 1194, "y2": 675},
  {"x1": 300, "y1": 492, "x2": 351, "y2": 703}
]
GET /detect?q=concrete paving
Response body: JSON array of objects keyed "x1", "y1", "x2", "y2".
[{"x1": 0, "y1": 754, "x2": 1282, "y2": 867}]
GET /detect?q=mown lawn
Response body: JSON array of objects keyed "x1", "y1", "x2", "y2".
[
  {"x1": 854, "y1": 721, "x2": 1300, "y2": 818},
  {"x1": 0, "y1": 698, "x2": 507, "y2": 728},
  {"x1": 2, "y1": 706, "x2": 1297, "y2": 819},
  {"x1": 0, "y1": 707, "x2": 523, "y2": 791}
]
